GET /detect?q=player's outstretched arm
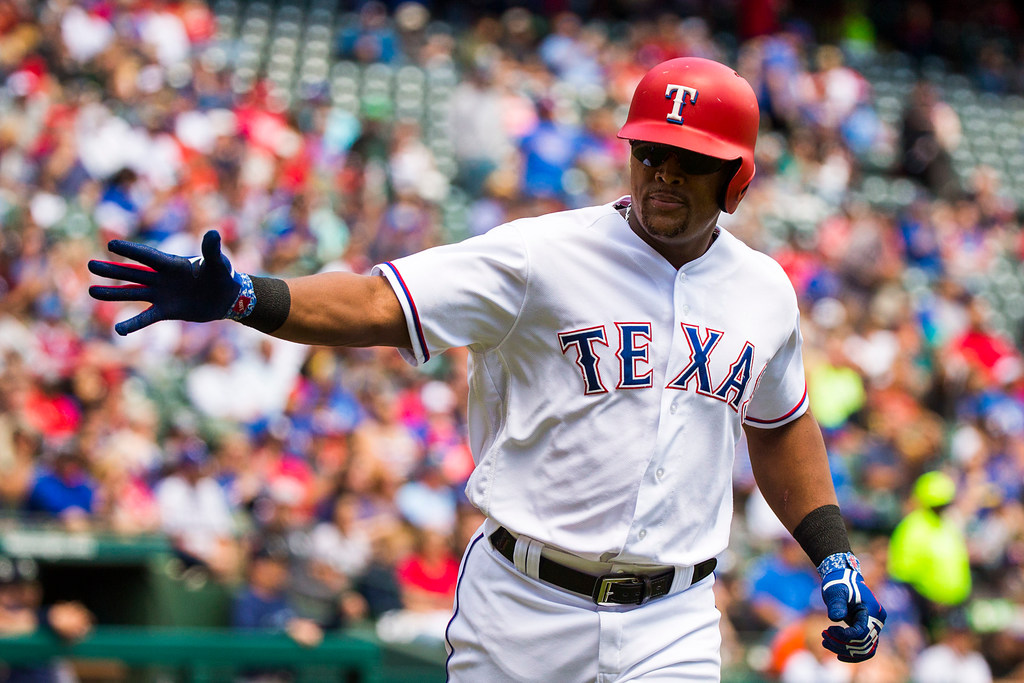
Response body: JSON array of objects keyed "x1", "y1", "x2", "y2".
[
  {"x1": 89, "y1": 229, "x2": 410, "y2": 348},
  {"x1": 744, "y1": 413, "x2": 886, "y2": 662},
  {"x1": 272, "y1": 271, "x2": 410, "y2": 347}
]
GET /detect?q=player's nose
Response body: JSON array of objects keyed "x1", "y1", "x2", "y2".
[{"x1": 655, "y1": 160, "x2": 687, "y2": 183}]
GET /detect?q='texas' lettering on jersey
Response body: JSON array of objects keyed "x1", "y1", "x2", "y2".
[{"x1": 558, "y1": 322, "x2": 756, "y2": 412}]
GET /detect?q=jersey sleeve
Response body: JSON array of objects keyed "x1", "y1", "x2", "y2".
[
  {"x1": 372, "y1": 223, "x2": 528, "y2": 365},
  {"x1": 743, "y1": 310, "x2": 809, "y2": 428}
]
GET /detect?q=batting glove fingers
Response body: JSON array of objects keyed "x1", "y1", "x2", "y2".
[
  {"x1": 89, "y1": 230, "x2": 249, "y2": 335},
  {"x1": 817, "y1": 553, "x2": 887, "y2": 663}
]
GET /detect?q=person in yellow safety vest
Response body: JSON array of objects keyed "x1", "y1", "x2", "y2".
[{"x1": 887, "y1": 471, "x2": 972, "y2": 629}]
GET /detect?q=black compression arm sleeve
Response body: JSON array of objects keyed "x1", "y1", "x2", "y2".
[
  {"x1": 239, "y1": 276, "x2": 291, "y2": 334},
  {"x1": 792, "y1": 504, "x2": 852, "y2": 567}
]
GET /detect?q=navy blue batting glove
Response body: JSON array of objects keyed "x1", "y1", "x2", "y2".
[
  {"x1": 817, "y1": 552, "x2": 887, "y2": 663},
  {"x1": 89, "y1": 230, "x2": 255, "y2": 336}
]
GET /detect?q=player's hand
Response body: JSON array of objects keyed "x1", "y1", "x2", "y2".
[
  {"x1": 89, "y1": 230, "x2": 252, "y2": 336},
  {"x1": 817, "y1": 552, "x2": 886, "y2": 662}
]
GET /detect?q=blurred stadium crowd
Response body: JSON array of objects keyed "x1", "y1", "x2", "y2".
[{"x1": 2, "y1": 0, "x2": 1024, "y2": 680}]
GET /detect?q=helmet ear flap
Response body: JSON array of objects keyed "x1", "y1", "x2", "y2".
[{"x1": 718, "y1": 160, "x2": 742, "y2": 213}]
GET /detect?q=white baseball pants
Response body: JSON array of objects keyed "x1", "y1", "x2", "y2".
[{"x1": 444, "y1": 527, "x2": 722, "y2": 682}]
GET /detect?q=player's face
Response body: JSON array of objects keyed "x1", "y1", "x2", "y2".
[{"x1": 627, "y1": 141, "x2": 728, "y2": 264}]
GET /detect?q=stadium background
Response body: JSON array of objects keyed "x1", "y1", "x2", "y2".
[{"x1": 2, "y1": 0, "x2": 1024, "y2": 680}]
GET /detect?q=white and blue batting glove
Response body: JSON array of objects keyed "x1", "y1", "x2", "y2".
[
  {"x1": 817, "y1": 552, "x2": 887, "y2": 662},
  {"x1": 89, "y1": 230, "x2": 254, "y2": 336}
]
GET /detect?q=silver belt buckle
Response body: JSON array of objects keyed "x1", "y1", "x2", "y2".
[{"x1": 594, "y1": 575, "x2": 649, "y2": 605}]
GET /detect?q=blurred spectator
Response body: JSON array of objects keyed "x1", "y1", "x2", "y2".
[
  {"x1": 351, "y1": 389, "x2": 422, "y2": 485},
  {"x1": 516, "y1": 97, "x2": 585, "y2": 201},
  {"x1": 0, "y1": 417, "x2": 38, "y2": 510},
  {"x1": 309, "y1": 494, "x2": 373, "y2": 581},
  {"x1": 395, "y1": 460, "x2": 457, "y2": 534},
  {"x1": 20, "y1": 374, "x2": 81, "y2": 445},
  {"x1": 369, "y1": 192, "x2": 438, "y2": 264},
  {"x1": 355, "y1": 527, "x2": 407, "y2": 621},
  {"x1": 92, "y1": 453, "x2": 160, "y2": 535},
  {"x1": 296, "y1": 493, "x2": 372, "y2": 629},
  {"x1": 809, "y1": 45, "x2": 879, "y2": 159},
  {"x1": 336, "y1": 2, "x2": 398, "y2": 65},
  {"x1": 944, "y1": 296, "x2": 1022, "y2": 389},
  {"x1": 899, "y1": 81, "x2": 962, "y2": 200},
  {"x1": 0, "y1": 555, "x2": 94, "y2": 683},
  {"x1": 888, "y1": 471, "x2": 973, "y2": 627},
  {"x1": 776, "y1": 612, "x2": 853, "y2": 683},
  {"x1": 395, "y1": 526, "x2": 458, "y2": 614},
  {"x1": 910, "y1": 609, "x2": 992, "y2": 683},
  {"x1": 86, "y1": 379, "x2": 163, "y2": 477},
  {"x1": 24, "y1": 441, "x2": 95, "y2": 532},
  {"x1": 155, "y1": 439, "x2": 240, "y2": 582},
  {"x1": 232, "y1": 542, "x2": 323, "y2": 682},
  {"x1": 974, "y1": 41, "x2": 1012, "y2": 95},
  {"x1": 449, "y1": 64, "x2": 513, "y2": 196},
  {"x1": 286, "y1": 348, "x2": 365, "y2": 453},
  {"x1": 743, "y1": 536, "x2": 821, "y2": 634},
  {"x1": 806, "y1": 332, "x2": 867, "y2": 430},
  {"x1": 58, "y1": 4, "x2": 114, "y2": 66},
  {"x1": 185, "y1": 333, "x2": 306, "y2": 426},
  {"x1": 211, "y1": 429, "x2": 264, "y2": 515},
  {"x1": 386, "y1": 120, "x2": 449, "y2": 206},
  {"x1": 331, "y1": 450, "x2": 403, "y2": 546},
  {"x1": 94, "y1": 168, "x2": 142, "y2": 240},
  {"x1": 376, "y1": 525, "x2": 457, "y2": 644},
  {"x1": 249, "y1": 422, "x2": 318, "y2": 529}
]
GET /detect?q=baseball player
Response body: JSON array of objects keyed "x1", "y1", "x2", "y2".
[{"x1": 89, "y1": 57, "x2": 886, "y2": 681}]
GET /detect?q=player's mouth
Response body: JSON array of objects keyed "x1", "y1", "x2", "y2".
[{"x1": 647, "y1": 192, "x2": 688, "y2": 210}]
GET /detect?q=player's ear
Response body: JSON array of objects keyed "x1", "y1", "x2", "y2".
[{"x1": 717, "y1": 160, "x2": 742, "y2": 213}]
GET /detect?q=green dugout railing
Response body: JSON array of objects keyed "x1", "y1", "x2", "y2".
[
  {"x1": 0, "y1": 627, "x2": 385, "y2": 682},
  {"x1": 0, "y1": 626, "x2": 451, "y2": 683}
]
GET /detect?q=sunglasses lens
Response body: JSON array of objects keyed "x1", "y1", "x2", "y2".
[
  {"x1": 632, "y1": 143, "x2": 669, "y2": 167},
  {"x1": 630, "y1": 142, "x2": 725, "y2": 175},
  {"x1": 682, "y1": 154, "x2": 725, "y2": 175}
]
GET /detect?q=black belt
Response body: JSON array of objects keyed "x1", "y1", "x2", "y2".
[{"x1": 489, "y1": 526, "x2": 716, "y2": 606}]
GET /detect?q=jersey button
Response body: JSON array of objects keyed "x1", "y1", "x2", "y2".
[
  {"x1": 682, "y1": 305, "x2": 690, "y2": 315},
  {"x1": 656, "y1": 468, "x2": 665, "y2": 480},
  {"x1": 669, "y1": 401, "x2": 678, "y2": 414},
  {"x1": 638, "y1": 529, "x2": 647, "y2": 540}
]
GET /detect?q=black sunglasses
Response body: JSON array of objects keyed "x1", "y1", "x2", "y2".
[{"x1": 630, "y1": 141, "x2": 726, "y2": 175}]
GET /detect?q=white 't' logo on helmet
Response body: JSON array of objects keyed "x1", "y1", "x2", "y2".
[{"x1": 664, "y1": 84, "x2": 699, "y2": 125}]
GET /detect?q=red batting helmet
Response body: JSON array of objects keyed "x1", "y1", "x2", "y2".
[{"x1": 618, "y1": 57, "x2": 759, "y2": 213}]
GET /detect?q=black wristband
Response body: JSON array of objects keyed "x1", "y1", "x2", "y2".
[
  {"x1": 240, "y1": 276, "x2": 291, "y2": 334},
  {"x1": 792, "y1": 504, "x2": 852, "y2": 567}
]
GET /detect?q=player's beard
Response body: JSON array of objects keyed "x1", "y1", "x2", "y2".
[
  {"x1": 635, "y1": 194, "x2": 705, "y2": 240},
  {"x1": 629, "y1": 196, "x2": 720, "y2": 267},
  {"x1": 638, "y1": 201, "x2": 692, "y2": 238}
]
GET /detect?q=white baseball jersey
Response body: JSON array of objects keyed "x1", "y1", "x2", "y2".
[{"x1": 373, "y1": 198, "x2": 807, "y2": 567}]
